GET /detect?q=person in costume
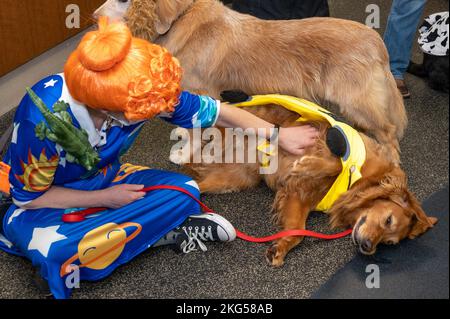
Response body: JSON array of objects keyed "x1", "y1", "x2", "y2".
[{"x1": 0, "y1": 17, "x2": 318, "y2": 299}]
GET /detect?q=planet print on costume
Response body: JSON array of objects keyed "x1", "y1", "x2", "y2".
[{"x1": 60, "y1": 222, "x2": 142, "y2": 277}]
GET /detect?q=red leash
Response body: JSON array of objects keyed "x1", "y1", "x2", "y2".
[
  {"x1": 236, "y1": 229, "x2": 352, "y2": 242},
  {"x1": 61, "y1": 185, "x2": 352, "y2": 242},
  {"x1": 61, "y1": 185, "x2": 214, "y2": 223}
]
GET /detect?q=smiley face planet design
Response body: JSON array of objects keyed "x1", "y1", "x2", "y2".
[{"x1": 60, "y1": 222, "x2": 142, "y2": 277}]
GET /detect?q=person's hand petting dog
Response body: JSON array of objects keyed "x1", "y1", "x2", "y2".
[
  {"x1": 278, "y1": 125, "x2": 319, "y2": 156},
  {"x1": 216, "y1": 102, "x2": 319, "y2": 156}
]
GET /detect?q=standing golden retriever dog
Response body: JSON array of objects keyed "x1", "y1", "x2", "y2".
[
  {"x1": 95, "y1": 0, "x2": 407, "y2": 163},
  {"x1": 180, "y1": 103, "x2": 436, "y2": 267}
]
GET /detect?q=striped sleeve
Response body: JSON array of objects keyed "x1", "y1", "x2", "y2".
[{"x1": 159, "y1": 91, "x2": 220, "y2": 128}]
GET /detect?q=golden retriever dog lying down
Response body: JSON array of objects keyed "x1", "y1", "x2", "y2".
[
  {"x1": 95, "y1": 0, "x2": 407, "y2": 163},
  {"x1": 180, "y1": 102, "x2": 436, "y2": 267}
]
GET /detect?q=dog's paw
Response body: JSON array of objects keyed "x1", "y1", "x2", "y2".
[
  {"x1": 265, "y1": 244, "x2": 285, "y2": 268},
  {"x1": 291, "y1": 156, "x2": 315, "y2": 175}
]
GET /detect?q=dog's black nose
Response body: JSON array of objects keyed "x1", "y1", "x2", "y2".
[{"x1": 360, "y1": 239, "x2": 373, "y2": 252}]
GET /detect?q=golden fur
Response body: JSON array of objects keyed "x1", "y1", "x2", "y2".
[
  {"x1": 182, "y1": 105, "x2": 437, "y2": 267},
  {"x1": 93, "y1": 0, "x2": 427, "y2": 266},
  {"x1": 96, "y1": 0, "x2": 408, "y2": 163}
]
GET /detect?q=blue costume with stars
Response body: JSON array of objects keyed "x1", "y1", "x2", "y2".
[{"x1": 0, "y1": 74, "x2": 220, "y2": 299}]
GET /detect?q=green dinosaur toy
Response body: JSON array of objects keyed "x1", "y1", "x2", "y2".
[{"x1": 26, "y1": 87, "x2": 100, "y2": 171}]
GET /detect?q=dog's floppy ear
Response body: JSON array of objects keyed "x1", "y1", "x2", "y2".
[
  {"x1": 380, "y1": 167, "x2": 438, "y2": 239},
  {"x1": 155, "y1": 0, "x2": 177, "y2": 34},
  {"x1": 155, "y1": 0, "x2": 193, "y2": 35},
  {"x1": 329, "y1": 182, "x2": 386, "y2": 228},
  {"x1": 125, "y1": 0, "x2": 159, "y2": 40},
  {"x1": 328, "y1": 167, "x2": 407, "y2": 228},
  {"x1": 385, "y1": 168, "x2": 438, "y2": 239},
  {"x1": 405, "y1": 190, "x2": 438, "y2": 239}
]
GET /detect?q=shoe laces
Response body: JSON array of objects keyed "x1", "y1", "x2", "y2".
[{"x1": 180, "y1": 225, "x2": 214, "y2": 253}]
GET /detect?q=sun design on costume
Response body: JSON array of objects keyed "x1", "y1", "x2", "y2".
[
  {"x1": 99, "y1": 164, "x2": 113, "y2": 177},
  {"x1": 15, "y1": 149, "x2": 59, "y2": 192},
  {"x1": 112, "y1": 163, "x2": 148, "y2": 183}
]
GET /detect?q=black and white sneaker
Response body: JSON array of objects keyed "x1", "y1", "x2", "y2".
[
  {"x1": 33, "y1": 268, "x2": 53, "y2": 298},
  {"x1": 175, "y1": 213, "x2": 236, "y2": 254}
]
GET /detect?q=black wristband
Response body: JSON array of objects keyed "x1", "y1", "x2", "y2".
[{"x1": 270, "y1": 124, "x2": 281, "y2": 141}]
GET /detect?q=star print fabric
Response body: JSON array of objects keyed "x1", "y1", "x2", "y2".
[{"x1": 0, "y1": 74, "x2": 203, "y2": 298}]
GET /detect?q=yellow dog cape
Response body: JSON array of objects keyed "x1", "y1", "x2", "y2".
[{"x1": 232, "y1": 94, "x2": 366, "y2": 212}]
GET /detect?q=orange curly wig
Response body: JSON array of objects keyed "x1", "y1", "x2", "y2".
[{"x1": 64, "y1": 16, "x2": 182, "y2": 121}]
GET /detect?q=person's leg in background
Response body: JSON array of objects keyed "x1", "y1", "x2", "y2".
[{"x1": 384, "y1": 0, "x2": 427, "y2": 98}]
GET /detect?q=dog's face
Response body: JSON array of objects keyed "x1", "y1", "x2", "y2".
[
  {"x1": 94, "y1": 0, "x2": 195, "y2": 40},
  {"x1": 352, "y1": 198, "x2": 437, "y2": 255},
  {"x1": 329, "y1": 166, "x2": 438, "y2": 255},
  {"x1": 94, "y1": 0, "x2": 132, "y2": 20}
]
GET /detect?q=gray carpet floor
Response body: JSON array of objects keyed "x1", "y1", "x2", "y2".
[
  {"x1": 313, "y1": 186, "x2": 449, "y2": 299},
  {"x1": 0, "y1": 0, "x2": 448, "y2": 299}
]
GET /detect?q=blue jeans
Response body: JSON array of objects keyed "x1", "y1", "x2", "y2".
[{"x1": 383, "y1": 0, "x2": 427, "y2": 80}]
